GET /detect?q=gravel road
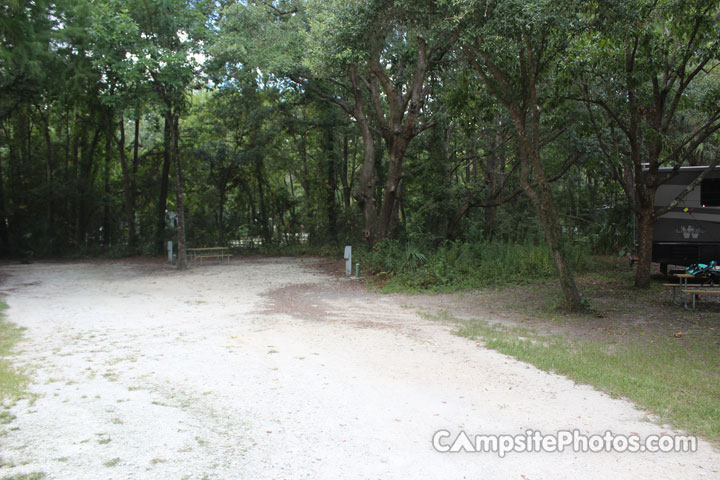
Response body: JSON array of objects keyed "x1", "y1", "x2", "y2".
[{"x1": 0, "y1": 258, "x2": 717, "y2": 479}]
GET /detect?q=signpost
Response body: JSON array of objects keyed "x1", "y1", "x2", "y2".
[{"x1": 344, "y1": 246, "x2": 352, "y2": 276}]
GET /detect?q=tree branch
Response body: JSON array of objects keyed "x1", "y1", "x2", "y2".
[
  {"x1": 656, "y1": 161, "x2": 720, "y2": 217},
  {"x1": 261, "y1": 1, "x2": 298, "y2": 17},
  {"x1": 469, "y1": 153, "x2": 578, "y2": 208}
]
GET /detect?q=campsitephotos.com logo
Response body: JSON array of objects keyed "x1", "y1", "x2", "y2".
[{"x1": 432, "y1": 429, "x2": 697, "y2": 457}]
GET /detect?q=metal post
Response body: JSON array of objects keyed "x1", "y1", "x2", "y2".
[
  {"x1": 344, "y1": 246, "x2": 352, "y2": 276},
  {"x1": 168, "y1": 241, "x2": 173, "y2": 264}
]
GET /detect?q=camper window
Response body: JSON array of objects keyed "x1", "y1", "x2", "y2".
[{"x1": 700, "y1": 178, "x2": 720, "y2": 207}]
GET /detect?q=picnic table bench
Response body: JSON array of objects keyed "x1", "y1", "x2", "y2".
[
  {"x1": 666, "y1": 272, "x2": 720, "y2": 309},
  {"x1": 186, "y1": 247, "x2": 232, "y2": 265},
  {"x1": 680, "y1": 287, "x2": 720, "y2": 309},
  {"x1": 664, "y1": 273, "x2": 695, "y2": 301}
]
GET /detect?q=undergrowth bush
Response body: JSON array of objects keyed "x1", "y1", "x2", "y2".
[{"x1": 360, "y1": 240, "x2": 589, "y2": 291}]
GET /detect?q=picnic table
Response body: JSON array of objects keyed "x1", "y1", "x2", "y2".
[
  {"x1": 665, "y1": 272, "x2": 720, "y2": 309},
  {"x1": 186, "y1": 247, "x2": 232, "y2": 265}
]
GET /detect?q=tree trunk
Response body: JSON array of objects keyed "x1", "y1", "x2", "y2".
[
  {"x1": 78, "y1": 127, "x2": 100, "y2": 246},
  {"x1": 517, "y1": 160, "x2": 582, "y2": 310},
  {"x1": 103, "y1": 117, "x2": 112, "y2": 246},
  {"x1": 133, "y1": 116, "x2": 140, "y2": 176},
  {"x1": 71, "y1": 117, "x2": 80, "y2": 245},
  {"x1": 349, "y1": 69, "x2": 379, "y2": 245},
  {"x1": 534, "y1": 184, "x2": 582, "y2": 310},
  {"x1": 0, "y1": 122, "x2": 14, "y2": 254},
  {"x1": 218, "y1": 186, "x2": 226, "y2": 246},
  {"x1": 367, "y1": 37, "x2": 431, "y2": 242},
  {"x1": 131, "y1": 115, "x2": 140, "y2": 248},
  {"x1": 517, "y1": 125, "x2": 583, "y2": 311},
  {"x1": 254, "y1": 153, "x2": 271, "y2": 246},
  {"x1": 40, "y1": 111, "x2": 53, "y2": 224},
  {"x1": 340, "y1": 134, "x2": 352, "y2": 209},
  {"x1": 170, "y1": 112, "x2": 187, "y2": 270},
  {"x1": 484, "y1": 127, "x2": 506, "y2": 239},
  {"x1": 377, "y1": 144, "x2": 406, "y2": 239},
  {"x1": 0, "y1": 137, "x2": 9, "y2": 254},
  {"x1": 484, "y1": 142, "x2": 497, "y2": 238},
  {"x1": 237, "y1": 177, "x2": 257, "y2": 234},
  {"x1": 326, "y1": 154, "x2": 338, "y2": 243},
  {"x1": 117, "y1": 118, "x2": 137, "y2": 253},
  {"x1": 634, "y1": 208, "x2": 654, "y2": 288},
  {"x1": 155, "y1": 117, "x2": 172, "y2": 255},
  {"x1": 217, "y1": 165, "x2": 230, "y2": 246},
  {"x1": 448, "y1": 201, "x2": 471, "y2": 240},
  {"x1": 322, "y1": 108, "x2": 339, "y2": 244}
]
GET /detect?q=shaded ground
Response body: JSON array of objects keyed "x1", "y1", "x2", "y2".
[
  {"x1": 0, "y1": 257, "x2": 718, "y2": 479},
  {"x1": 351, "y1": 255, "x2": 720, "y2": 346}
]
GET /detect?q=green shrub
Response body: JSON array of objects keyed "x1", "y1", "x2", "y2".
[{"x1": 360, "y1": 240, "x2": 589, "y2": 292}]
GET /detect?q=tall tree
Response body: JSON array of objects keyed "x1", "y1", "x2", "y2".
[
  {"x1": 301, "y1": 0, "x2": 452, "y2": 244},
  {"x1": 87, "y1": 0, "x2": 149, "y2": 252},
  {"x1": 218, "y1": 0, "x2": 450, "y2": 245},
  {"x1": 452, "y1": 0, "x2": 584, "y2": 310},
  {"x1": 575, "y1": 0, "x2": 720, "y2": 287},
  {"x1": 125, "y1": 0, "x2": 212, "y2": 267}
]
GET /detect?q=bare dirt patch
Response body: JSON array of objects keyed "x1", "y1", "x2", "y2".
[{"x1": 0, "y1": 258, "x2": 718, "y2": 479}]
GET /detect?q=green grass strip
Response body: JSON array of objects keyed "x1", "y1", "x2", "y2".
[
  {"x1": 451, "y1": 316, "x2": 720, "y2": 444},
  {"x1": 0, "y1": 302, "x2": 28, "y2": 402}
]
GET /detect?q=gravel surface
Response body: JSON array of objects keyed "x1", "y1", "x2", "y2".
[{"x1": 0, "y1": 257, "x2": 718, "y2": 479}]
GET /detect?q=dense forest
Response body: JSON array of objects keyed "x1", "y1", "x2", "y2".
[{"x1": 1, "y1": 0, "x2": 719, "y2": 309}]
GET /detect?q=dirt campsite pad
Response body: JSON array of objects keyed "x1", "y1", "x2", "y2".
[{"x1": 0, "y1": 257, "x2": 718, "y2": 479}]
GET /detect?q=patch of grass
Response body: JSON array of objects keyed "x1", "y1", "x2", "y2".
[
  {"x1": 0, "y1": 302, "x2": 28, "y2": 402},
  {"x1": 105, "y1": 355, "x2": 137, "y2": 366},
  {"x1": 0, "y1": 411, "x2": 16, "y2": 425},
  {"x1": 1, "y1": 473, "x2": 46, "y2": 480},
  {"x1": 442, "y1": 312, "x2": 720, "y2": 444},
  {"x1": 184, "y1": 300, "x2": 206, "y2": 306},
  {"x1": 103, "y1": 458, "x2": 120, "y2": 468}
]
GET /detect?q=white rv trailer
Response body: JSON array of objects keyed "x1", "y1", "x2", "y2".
[{"x1": 651, "y1": 165, "x2": 720, "y2": 272}]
